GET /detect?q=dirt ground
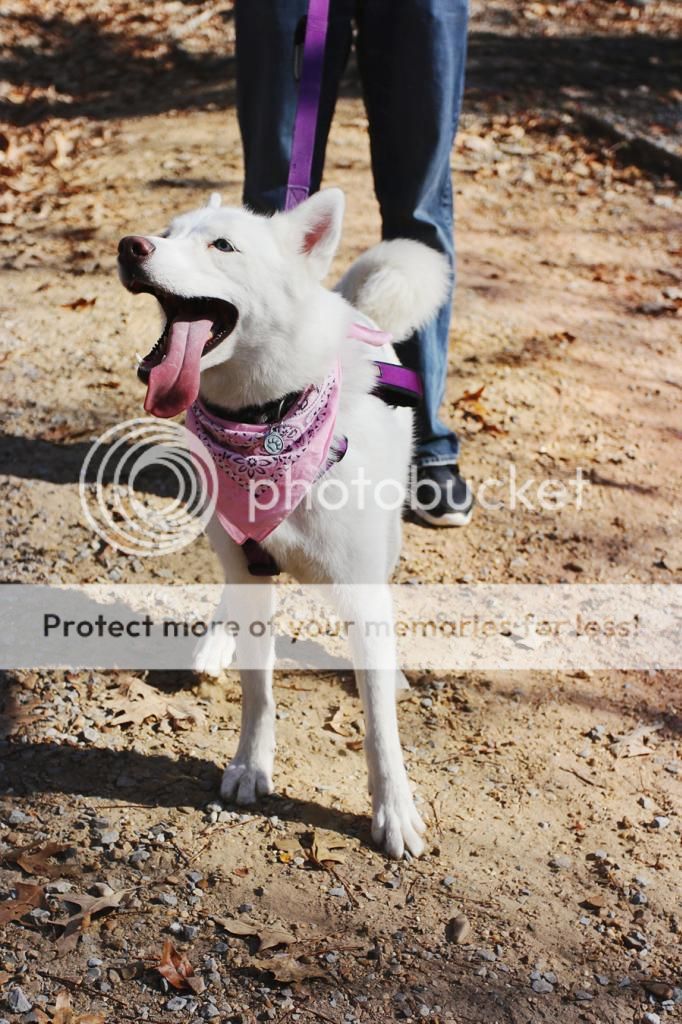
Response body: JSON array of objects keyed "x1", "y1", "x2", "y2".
[{"x1": 1, "y1": 1, "x2": 681, "y2": 1023}]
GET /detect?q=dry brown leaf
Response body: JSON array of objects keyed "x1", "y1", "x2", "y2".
[
  {"x1": 0, "y1": 881, "x2": 44, "y2": 925},
  {"x1": 252, "y1": 956, "x2": 326, "y2": 984},
  {"x1": 157, "y1": 939, "x2": 205, "y2": 995},
  {"x1": 0, "y1": 970, "x2": 11, "y2": 987},
  {"x1": 273, "y1": 837, "x2": 301, "y2": 854},
  {"x1": 453, "y1": 385, "x2": 486, "y2": 405},
  {"x1": 2, "y1": 841, "x2": 73, "y2": 877},
  {"x1": 609, "y1": 723, "x2": 662, "y2": 758},
  {"x1": 324, "y1": 707, "x2": 351, "y2": 737},
  {"x1": 53, "y1": 988, "x2": 106, "y2": 1024},
  {"x1": 310, "y1": 832, "x2": 346, "y2": 867},
  {"x1": 60, "y1": 297, "x2": 96, "y2": 311},
  {"x1": 105, "y1": 676, "x2": 205, "y2": 731},
  {"x1": 213, "y1": 917, "x2": 295, "y2": 951},
  {"x1": 52, "y1": 889, "x2": 129, "y2": 956}
]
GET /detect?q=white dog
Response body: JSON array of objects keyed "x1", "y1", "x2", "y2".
[{"x1": 118, "y1": 189, "x2": 448, "y2": 858}]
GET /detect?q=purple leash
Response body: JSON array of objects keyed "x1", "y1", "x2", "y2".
[
  {"x1": 285, "y1": 0, "x2": 331, "y2": 211},
  {"x1": 240, "y1": 0, "x2": 421, "y2": 576}
]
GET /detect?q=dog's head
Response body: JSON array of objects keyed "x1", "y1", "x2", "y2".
[{"x1": 118, "y1": 189, "x2": 345, "y2": 418}]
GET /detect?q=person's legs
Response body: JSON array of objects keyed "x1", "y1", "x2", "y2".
[
  {"x1": 235, "y1": 0, "x2": 354, "y2": 212},
  {"x1": 356, "y1": 0, "x2": 469, "y2": 472}
]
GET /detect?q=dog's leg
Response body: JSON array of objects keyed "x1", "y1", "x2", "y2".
[
  {"x1": 200, "y1": 520, "x2": 277, "y2": 805},
  {"x1": 193, "y1": 588, "x2": 236, "y2": 677},
  {"x1": 345, "y1": 584, "x2": 425, "y2": 859},
  {"x1": 221, "y1": 578, "x2": 277, "y2": 805}
]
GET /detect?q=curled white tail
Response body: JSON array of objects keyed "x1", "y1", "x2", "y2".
[{"x1": 336, "y1": 239, "x2": 450, "y2": 341}]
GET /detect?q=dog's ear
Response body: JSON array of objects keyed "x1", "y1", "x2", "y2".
[
  {"x1": 279, "y1": 189, "x2": 345, "y2": 279},
  {"x1": 207, "y1": 192, "x2": 222, "y2": 209}
]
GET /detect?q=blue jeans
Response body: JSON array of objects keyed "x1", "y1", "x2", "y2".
[{"x1": 235, "y1": 0, "x2": 469, "y2": 467}]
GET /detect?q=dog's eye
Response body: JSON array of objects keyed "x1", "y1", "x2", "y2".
[{"x1": 212, "y1": 238, "x2": 236, "y2": 253}]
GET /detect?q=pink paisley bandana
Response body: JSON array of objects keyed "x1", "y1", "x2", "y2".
[{"x1": 186, "y1": 364, "x2": 342, "y2": 544}]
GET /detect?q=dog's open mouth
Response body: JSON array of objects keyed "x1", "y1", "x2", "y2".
[{"x1": 132, "y1": 288, "x2": 238, "y2": 418}]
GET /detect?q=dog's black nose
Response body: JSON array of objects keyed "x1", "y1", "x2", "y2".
[{"x1": 118, "y1": 235, "x2": 156, "y2": 262}]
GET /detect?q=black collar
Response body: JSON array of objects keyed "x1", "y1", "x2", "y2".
[{"x1": 202, "y1": 390, "x2": 301, "y2": 425}]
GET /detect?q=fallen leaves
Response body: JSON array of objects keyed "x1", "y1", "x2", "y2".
[
  {"x1": 157, "y1": 939, "x2": 205, "y2": 995},
  {"x1": 608, "y1": 723, "x2": 662, "y2": 758},
  {"x1": 453, "y1": 385, "x2": 506, "y2": 435},
  {"x1": 104, "y1": 676, "x2": 206, "y2": 732},
  {"x1": 52, "y1": 889, "x2": 130, "y2": 955},
  {"x1": 324, "y1": 706, "x2": 351, "y2": 737},
  {"x1": 309, "y1": 833, "x2": 346, "y2": 868},
  {"x1": 251, "y1": 956, "x2": 326, "y2": 985},
  {"x1": 0, "y1": 881, "x2": 44, "y2": 925},
  {"x1": 213, "y1": 916, "x2": 295, "y2": 951},
  {"x1": 2, "y1": 841, "x2": 75, "y2": 878},
  {"x1": 52, "y1": 991, "x2": 106, "y2": 1024}
]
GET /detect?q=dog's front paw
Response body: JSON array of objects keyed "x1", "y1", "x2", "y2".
[
  {"x1": 193, "y1": 628, "x2": 236, "y2": 677},
  {"x1": 220, "y1": 758, "x2": 274, "y2": 806},
  {"x1": 372, "y1": 788, "x2": 426, "y2": 859}
]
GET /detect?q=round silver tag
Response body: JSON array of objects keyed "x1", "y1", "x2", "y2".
[{"x1": 263, "y1": 429, "x2": 284, "y2": 455}]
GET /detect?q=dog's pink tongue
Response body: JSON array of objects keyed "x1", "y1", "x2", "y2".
[{"x1": 144, "y1": 311, "x2": 213, "y2": 418}]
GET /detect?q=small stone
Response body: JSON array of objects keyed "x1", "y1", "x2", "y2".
[
  {"x1": 623, "y1": 930, "x2": 647, "y2": 951},
  {"x1": 587, "y1": 725, "x2": 606, "y2": 740},
  {"x1": 87, "y1": 958, "x2": 103, "y2": 967},
  {"x1": 663, "y1": 761, "x2": 680, "y2": 775},
  {"x1": 595, "y1": 974, "x2": 609, "y2": 986},
  {"x1": 642, "y1": 1014, "x2": 661, "y2": 1024},
  {"x1": 442, "y1": 876, "x2": 456, "y2": 888},
  {"x1": 574, "y1": 990, "x2": 594, "y2": 1001},
  {"x1": 328, "y1": 887, "x2": 346, "y2": 898},
  {"x1": 477, "y1": 949, "x2": 496, "y2": 962},
  {"x1": 184, "y1": 925, "x2": 200, "y2": 941},
  {"x1": 445, "y1": 915, "x2": 470, "y2": 944},
  {"x1": 549, "y1": 855, "x2": 571, "y2": 870},
  {"x1": 420, "y1": 698, "x2": 433, "y2": 709},
  {"x1": 169, "y1": 922, "x2": 183, "y2": 936},
  {"x1": 638, "y1": 796, "x2": 654, "y2": 810},
  {"x1": 202, "y1": 1005, "x2": 220, "y2": 1020},
  {"x1": 96, "y1": 830, "x2": 119, "y2": 846},
  {"x1": 238, "y1": 903, "x2": 253, "y2": 914},
  {"x1": 82, "y1": 727, "x2": 100, "y2": 743},
  {"x1": 651, "y1": 816, "x2": 670, "y2": 830},
  {"x1": 187, "y1": 871, "x2": 203, "y2": 885},
  {"x1": 7, "y1": 988, "x2": 32, "y2": 1013},
  {"x1": 46, "y1": 881, "x2": 72, "y2": 894},
  {"x1": 166, "y1": 997, "x2": 188, "y2": 1012},
  {"x1": 634, "y1": 874, "x2": 651, "y2": 887},
  {"x1": 630, "y1": 890, "x2": 647, "y2": 905},
  {"x1": 543, "y1": 971, "x2": 558, "y2": 985},
  {"x1": 7, "y1": 810, "x2": 28, "y2": 826},
  {"x1": 588, "y1": 849, "x2": 608, "y2": 861},
  {"x1": 532, "y1": 979, "x2": 554, "y2": 994},
  {"x1": 157, "y1": 893, "x2": 178, "y2": 907}
]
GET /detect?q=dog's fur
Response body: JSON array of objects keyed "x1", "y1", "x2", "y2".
[{"x1": 120, "y1": 189, "x2": 449, "y2": 857}]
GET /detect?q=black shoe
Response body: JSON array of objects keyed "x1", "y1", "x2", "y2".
[{"x1": 412, "y1": 463, "x2": 474, "y2": 527}]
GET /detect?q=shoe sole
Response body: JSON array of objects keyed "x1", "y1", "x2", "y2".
[{"x1": 413, "y1": 506, "x2": 474, "y2": 528}]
